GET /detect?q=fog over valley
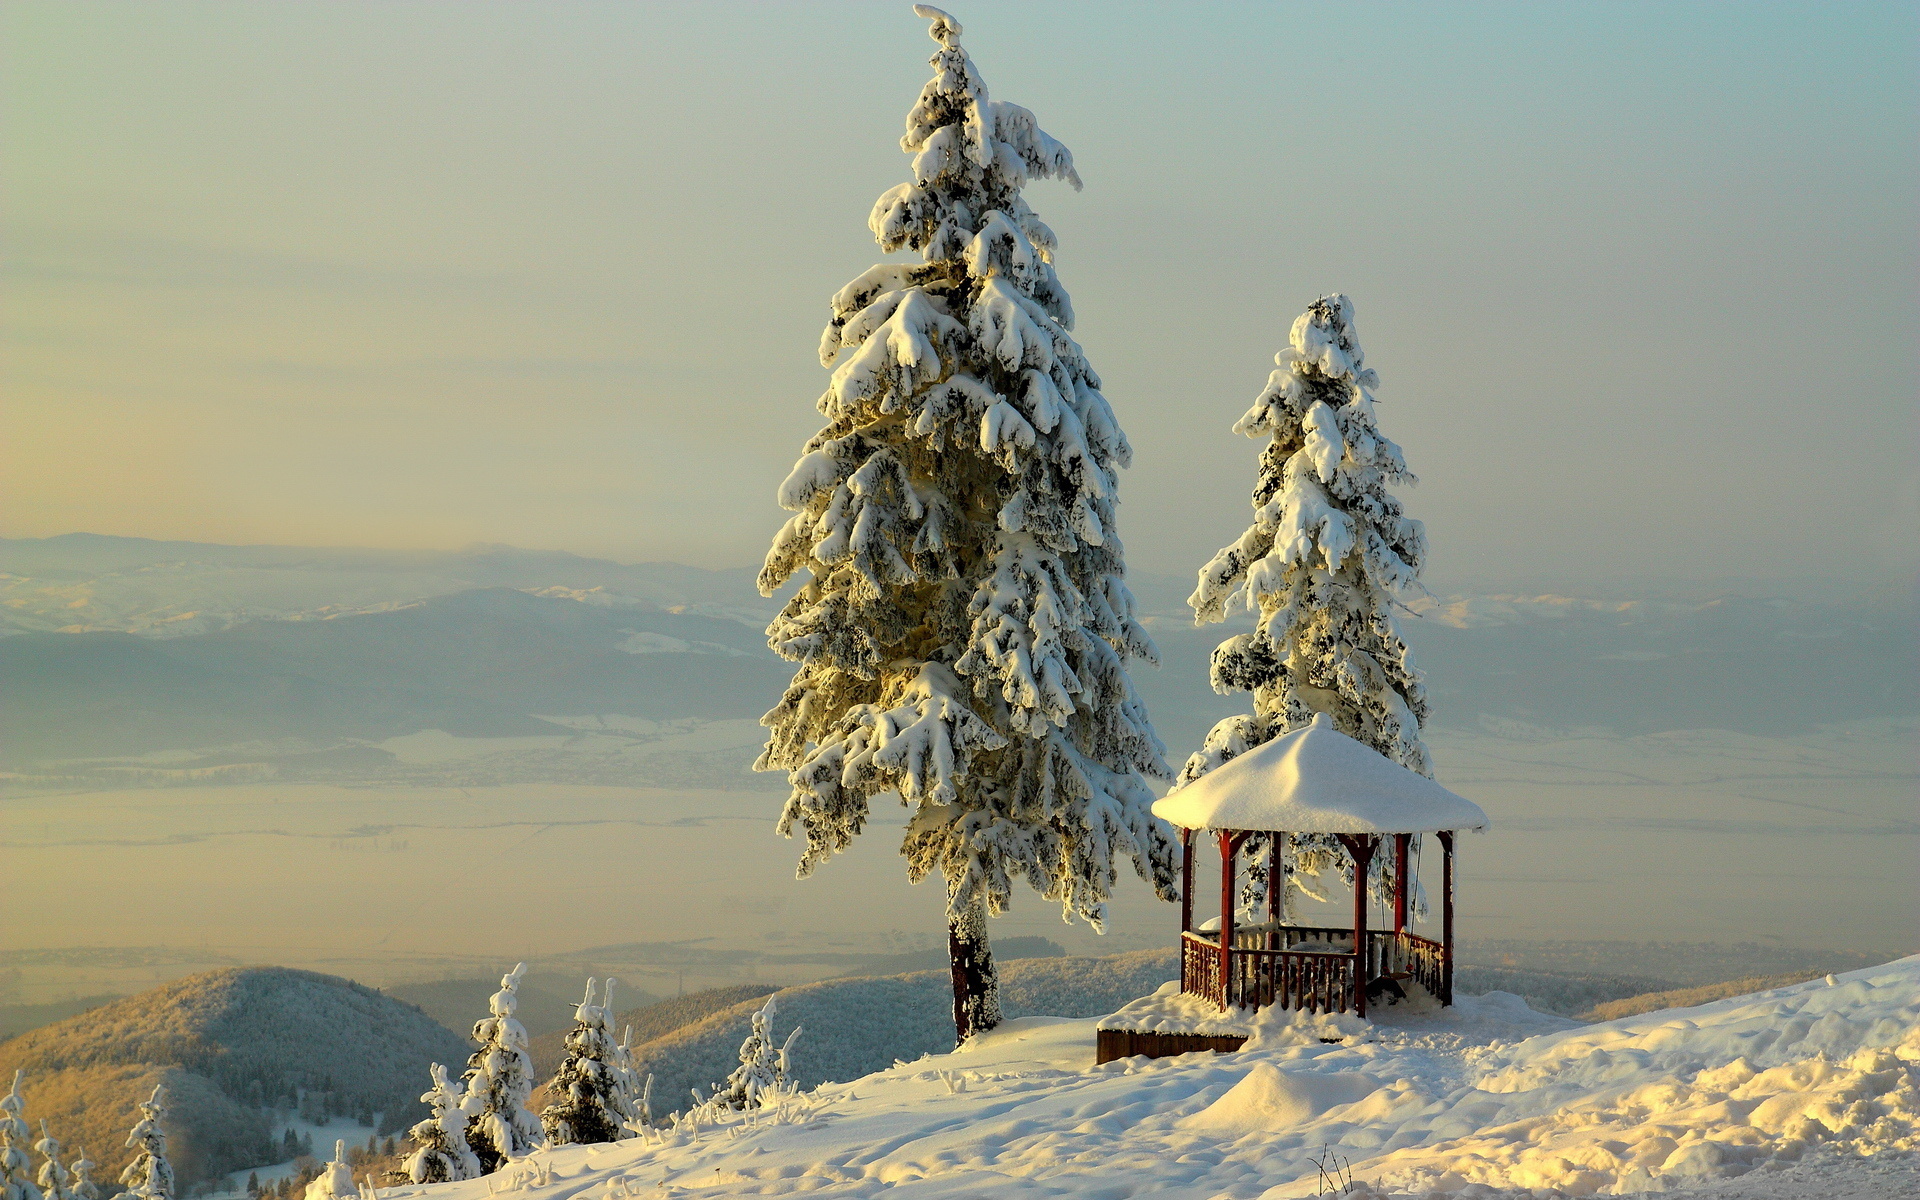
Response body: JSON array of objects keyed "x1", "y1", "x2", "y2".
[{"x1": 4, "y1": 534, "x2": 1911, "y2": 1015}]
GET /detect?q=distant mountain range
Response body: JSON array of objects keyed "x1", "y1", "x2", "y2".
[{"x1": 2, "y1": 534, "x2": 1913, "y2": 781}]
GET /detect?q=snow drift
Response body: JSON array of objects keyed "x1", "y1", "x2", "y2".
[{"x1": 386, "y1": 956, "x2": 1919, "y2": 1198}]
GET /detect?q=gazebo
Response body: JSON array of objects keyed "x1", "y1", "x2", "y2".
[{"x1": 1151, "y1": 713, "x2": 1489, "y2": 1020}]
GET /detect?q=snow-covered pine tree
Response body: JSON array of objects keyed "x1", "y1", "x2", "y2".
[
  {"x1": 756, "y1": 3, "x2": 1175, "y2": 1044},
  {"x1": 299, "y1": 1143, "x2": 353, "y2": 1200},
  {"x1": 1185, "y1": 295, "x2": 1430, "y2": 909},
  {"x1": 459, "y1": 963, "x2": 543, "y2": 1171},
  {"x1": 0, "y1": 1073, "x2": 41, "y2": 1200},
  {"x1": 401, "y1": 1064, "x2": 478, "y2": 1184},
  {"x1": 714, "y1": 995, "x2": 801, "y2": 1112},
  {"x1": 539, "y1": 979, "x2": 638, "y2": 1146},
  {"x1": 118, "y1": 1086, "x2": 173, "y2": 1200},
  {"x1": 64, "y1": 1150, "x2": 94, "y2": 1200}
]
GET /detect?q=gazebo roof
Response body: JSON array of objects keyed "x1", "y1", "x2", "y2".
[{"x1": 1151, "y1": 713, "x2": 1490, "y2": 835}]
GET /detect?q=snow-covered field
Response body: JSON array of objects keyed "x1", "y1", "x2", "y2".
[{"x1": 382, "y1": 958, "x2": 1918, "y2": 1198}]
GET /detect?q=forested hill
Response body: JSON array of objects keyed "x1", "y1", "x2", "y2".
[{"x1": 0, "y1": 968, "x2": 468, "y2": 1190}]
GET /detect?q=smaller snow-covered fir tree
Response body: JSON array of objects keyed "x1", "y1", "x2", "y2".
[
  {"x1": 1185, "y1": 294, "x2": 1431, "y2": 909},
  {"x1": 63, "y1": 1150, "x2": 93, "y2": 1200},
  {"x1": 715, "y1": 996, "x2": 801, "y2": 1112},
  {"x1": 118, "y1": 1086, "x2": 174, "y2": 1200},
  {"x1": 540, "y1": 979, "x2": 639, "y2": 1146},
  {"x1": 402, "y1": 1064, "x2": 478, "y2": 1184},
  {"x1": 459, "y1": 963, "x2": 544, "y2": 1171},
  {"x1": 35, "y1": 1124, "x2": 72, "y2": 1200},
  {"x1": 300, "y1": 1142, "x2": 354, "y2": 1200},
  {"x1": 1, "y1": 1073, "x2": 41, "y2": 1200}
]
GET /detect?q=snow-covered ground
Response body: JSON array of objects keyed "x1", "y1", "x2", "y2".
[{"x1": 377, "y1": 957, "x2": 1917, "y2": 1198}]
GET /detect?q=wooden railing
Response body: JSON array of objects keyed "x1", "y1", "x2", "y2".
[
  {"x1": 1228, "y1": 942, "x2": 1357, "y2": 1013},
  {"x1": 1180, "y1": 931, "x2": 1222, "y2": 1005},
  {"x1": 1181, "y1": 930, "x2": 1357, "y2": 1013},
  {"x1": 1181, "y1": 927, "x2": 1451, "y2": 1012}
]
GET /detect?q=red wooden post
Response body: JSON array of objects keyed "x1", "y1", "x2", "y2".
[
  {"x1": 1218, "y1": 830, "x2": 1237, "y2": 1008},
  {"x1": 1179, "y1": 827, "x2": 1194, "y2": 934},
  {"x1": 1392, "y1": 832, "x2": 1411, "y2": 934},
  {"x1": 1438, "y1": 830, "x2": 1456, "y2": 1005},
  {"x1": 1266, "y1": 834, "x2": 1283, "y2": 950},
  {"x1": 1341, "y1": 835, "x2": 1377, "y2": 1018}
]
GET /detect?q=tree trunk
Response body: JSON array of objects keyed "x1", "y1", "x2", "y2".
[{"x1": 947, "y1": 898, "x2": 1001, "y2": 1046}]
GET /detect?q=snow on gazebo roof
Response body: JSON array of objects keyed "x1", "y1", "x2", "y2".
[{"x1": 1151, "y1": 713, "x2": 1489, "y2": 835}]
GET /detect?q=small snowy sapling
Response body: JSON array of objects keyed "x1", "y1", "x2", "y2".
[
  {"x1": 34, "y1": 1124, "x2": 71, "y2": 1200},
  {"x1": 0, "y1": 1073, "x2": 40, "y2": 1200},
  {"x1": 64, "y1": 1150, "x2": 94, "y2": 1200},
  {"x1": 401, "y1": 1064, "x2": 479, "y2": 1184},
  {"x1": 715, "y1": 995, "x2": 802, "y2": 1112},
  {"x1": 1185, "y1": 295, "x2": 1433, "y2": 908},
  {"x1": 118, "y1": 1086, "x2": 174, "y2": 1200},
  {"x1": 612, "y1": 1027, "x2": 651, "y2": 1132},
  {"x1": 300, "y1": 1142, "x2": 354, "y2": 1200},
  {"x1": 756, "y1": 2, "x2": 1176, "y2": 1046}
]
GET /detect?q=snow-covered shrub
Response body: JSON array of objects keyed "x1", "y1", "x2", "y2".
[
  {"x1": 458, "y1": 964, "x2": 544, "y2": 1171},
  {"x1": 117, "y1": 1086, "x2": 174, "y2": 1200},
  {"x1": 714, "y1": 996, "x2": 801, "y2": 1113},
  {"x1": 755, "y1": 1, "x2": 1175, "y2": 1043},
  {"x1": 1185, "y1": 295, "x2": 1432, "y2": 906},
  {"x1": 540, "y1": 979, "x2": 640, "y2": 1146},
  {"x1": 400, "y1": 1064, "x2": 477, "y2": 1184},
  {"x1": 299, "y1": 1142, "x2": 353, "y2": 1200}
]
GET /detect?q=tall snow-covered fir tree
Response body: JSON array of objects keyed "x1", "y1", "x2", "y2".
[
  {"x1": 756, "y1": 3, "x2": 1175, "y2": 1044},
  {"x1": 117, "y1": 1086, "x2": 173, "y2": 1200},
  {"x1": 1185, "y1": 295, "x2": 1431, "y2": 908},
  {"x1": 402, "y1": 1064, "x2": 479, "y2": 1184},
  {"x1": 0, "y1": 1073, "x2": 40, "y2": 1200},
  {"x1": 458, "y1": 964, "x2": 544, "y2": 1172},
  {"x1": 540, "y1": 979, "x2": 638, "y2": 1146}
]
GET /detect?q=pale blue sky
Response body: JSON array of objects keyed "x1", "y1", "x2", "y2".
[{"x1": 5, "y1": 1, "x2": 1915, "y2": 592}]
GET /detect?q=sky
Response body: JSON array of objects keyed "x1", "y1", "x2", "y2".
[{"x1": 4, "y1": 0, "x2": 1916, "y2": 594}]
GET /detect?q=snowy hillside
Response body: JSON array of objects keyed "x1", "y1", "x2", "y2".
[
  {"x1": 388, "y1": 958, "x2": 1920, "y2": 1198},
  {"x1": 0, "y1": 968, "x2": 468, "y2": 1189}
]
